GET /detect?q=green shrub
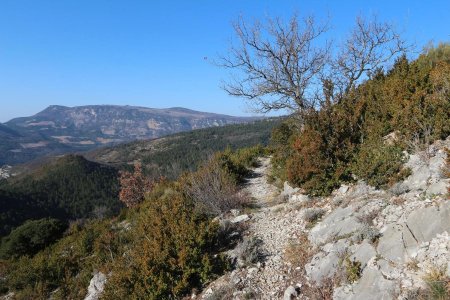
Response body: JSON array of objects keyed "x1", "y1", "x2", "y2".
[
  {"x1": 269, "y1": 121, "x2": 296, "y2": 183},
  {"x1": 0, "y1": 218, "x2": 67, "y2": 259},
  {"x1": 231, "y1": 145, "x2": 267, "y2": 169},
  {"x1": 352, "y1": 140, "x2": 407, "y2": 188},
  {"x1": 214, "y1": 149, "x2": 251, "y2": 183},
  {"x1": 273, "y1": 50, "x2": 450, "y2": 195},
  {"x1": 2, "y1": 219, "x2": 128, "y2": 299},
  {"x1": 103, "y1": 189, "x2": 228, "y2": 299},
  {"x1": 344, "y1": 257, "x2": 362, "y2": 283}
]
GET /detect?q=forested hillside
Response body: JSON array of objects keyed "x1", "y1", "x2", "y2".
[
  {"x1": 0, "y1": 118, "x2": 277, "y2": 238},
  {"x1": 87, "y1": 118, "x2": 280, "y2": 179},
  {"x1": 0, "y1": 155, "x2": 121, "y2": 237}
]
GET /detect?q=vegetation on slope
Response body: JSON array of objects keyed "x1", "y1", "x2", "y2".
[
  {"x1": 277, "y1": 45, "x2": 450, "y2": 195},
  {"x1": 0, "y1": 155, "x2": 121, "y2": 237},
  {"x1": 0, "y1": 146, "x2": 261, "y2": 299},
  {"x1": 0, "y1": 118, "x2": 275, "y2": 276},
  {"x1": 0, "y1": 218, "x2": 67, "y2": 259},
  {"x1": 0, "y1": 13, "x2": 448, "y2": 300},
  {"x1": 87, "y1": 118, "x2": 280, "y2": 179}
]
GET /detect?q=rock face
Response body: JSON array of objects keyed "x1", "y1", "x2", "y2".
[
  {"x1": 334, "y1": 267, "x2": 398, "y2": 300},
  {"x1": 84, "y1": 272, "x2": 107, "y2": 300},
  {"x1": 283, "y1": 285, "x2": 298, "y2": 300},
  {"x1": 231, "y1": 214, "x2": 250, "y2": 224},
  {"x1": 308, "y1": 205, "x2": 364, "y2": 246},
  {"x1": 200, "y1": 138, "x2": 449, "y2": 300},
  {"x1": 402, "y1": 140, "x2": 450, "y2": 195},
  {"x1": 305, "y1": 239, "x2": 350, "y2": 283}
]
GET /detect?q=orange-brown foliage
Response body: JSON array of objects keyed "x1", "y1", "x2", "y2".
[{"x1": 118, "y1": 163, "x2": 153, "y2": 208}]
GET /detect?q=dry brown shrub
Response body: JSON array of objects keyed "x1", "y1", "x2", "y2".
[
  {"x1": 182, "y1": 157, "x2": 250, "y2": 215},
  {"x1": 119, "y1": 162, "x2": 154, "y2": 208},
  {"x1": 356, "y1": 208, "x2": 382, "y2": 225},
  {"x1": 391, "y1": 196, "x2": 407, "y2": 206},
  {"x1": 301, "y1": 277, "x2": 336, "y2": 300}
]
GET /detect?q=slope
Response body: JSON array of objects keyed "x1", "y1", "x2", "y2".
[
  {"x1": 86, "y1": 117, "x2": 282, "y2": 179},
  {"x1": 0, "y1": 155, "x2": 121, "y2": 237}
]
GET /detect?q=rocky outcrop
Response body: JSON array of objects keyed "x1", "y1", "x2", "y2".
[
  {"x1": 401, "y1": 139, "x2": 450, "y2": 195},
  {"x1": 84, "y1": 272, "x2": 107, "y2": 300},
  {"x1": 334, "y1": 266, "x2": 398, "y2": 300}
]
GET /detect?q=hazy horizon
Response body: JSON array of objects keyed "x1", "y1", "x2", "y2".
[{"x1": 1, "y1": 0, "x2": 449, "y2": 122}]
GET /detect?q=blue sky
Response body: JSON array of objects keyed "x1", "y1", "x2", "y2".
[{"x1": 0, "y1": 0, "x2": 449, "y2": 122}]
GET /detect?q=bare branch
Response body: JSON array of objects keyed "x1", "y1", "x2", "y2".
[
  {"x1": 332, "y1": 15, "x2": 409, "y2": 99},
  {"x1": 218, "y1": 14, "x2": 410, "y2": 113},
  {"x1": 219, "y1": 14, "x2": 330, "y2": 113}
]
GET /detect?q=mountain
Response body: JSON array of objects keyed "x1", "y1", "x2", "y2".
[
  {"x1": 0, "y1": 124, "x2": 21, "y2": 138},
  {"x1": 0, "y1": 105, "x2": 262, "y2": 166}
]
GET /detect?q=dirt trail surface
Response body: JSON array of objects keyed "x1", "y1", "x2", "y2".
[
  {"x1": 202, "y1": 157, "x2": 310, "y2": 299},
  {"x1": 242, "y1": 158, "x2": 306, "y2": 297},
  {"x1": 242, "y1": 157, "x2": 279, "y2": 206}
]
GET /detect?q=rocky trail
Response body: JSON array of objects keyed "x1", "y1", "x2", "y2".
[
  {"x1": 202, "y1": 157, "x2": 309, "y2": 299},
  {"x1": 200, "y1": 138, "x2": 450, "y2": 300}
]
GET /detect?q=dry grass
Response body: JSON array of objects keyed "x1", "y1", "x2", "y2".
[
  {"x1": 284, "y1": 233, "x2": 315, "y2": 269},
  {"x1": 283, "y1": 233, "x2": 342, "y2": 299},
  {"x1": 422, "y1": 267, "x2": 450, "y2": 300},
  {"x1": 203, "y1": 284, "x2": 235, "y2": 300},
  {"x1": 290, "y1": 199, "x2": 318, "y2": 213},
  {"x1": 404, "y1": 266, "x2": 450, "y2": 300},
  {"x1": 391, "y1": 196, "x2": 407, "y2": 206},
  {"x1": 301, "y1": 277, "x2": 336, "y2": 300},
  {"x1": 444, "y1": 148, "x2": 450, "y2": 198},
  {"x1": 406, "y1": 258, "x2": 420, "y2": 272}
]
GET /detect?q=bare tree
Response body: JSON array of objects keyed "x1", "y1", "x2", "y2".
[
  {"x1": 219, "y1": 14, "x2": 329, "y2": 113},
  {"x1": 330, "y1": 16, "x2": 409, "y2": 101},
  {"x1": 219, "y1": 14, "x2": 408, "y2": 113}
]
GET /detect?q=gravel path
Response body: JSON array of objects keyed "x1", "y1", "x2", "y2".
[
  {"x1": 237, "y1": 157, "x2": 307, "y2": 298},
  {"x1": 242, "y1": 157, "x2": 279, "y2": 206}
]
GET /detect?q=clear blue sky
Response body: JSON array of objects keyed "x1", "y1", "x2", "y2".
[{"x1": 0, "y1": 0, "x2": 449, "y2": 122}]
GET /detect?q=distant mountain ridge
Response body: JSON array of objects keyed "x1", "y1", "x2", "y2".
[{"x1": 0, "y1": 105, "x2": 261, "y2": 166}]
